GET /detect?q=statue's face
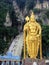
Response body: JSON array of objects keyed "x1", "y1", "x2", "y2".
[{"x1": 30, "y1": 17, "x2": 35, "y2": 22}]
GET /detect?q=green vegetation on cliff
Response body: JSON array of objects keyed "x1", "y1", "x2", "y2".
[
  {"x1": 42, "y1": 25, "x2": 49, "y2": 58},
  {"x1": 0, "y1": 0, "x2": 18, "y2": 54}
]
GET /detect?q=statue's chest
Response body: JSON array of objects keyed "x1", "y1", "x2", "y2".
[{"x1": 28, "y1": 24, "x2": 37, "y2": 32}]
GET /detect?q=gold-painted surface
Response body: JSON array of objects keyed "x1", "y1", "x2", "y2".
[
  {"x1": 25, "y1": 16, "x2": 29, "y2": 22},
  {"x1": 23, "y1": 12, "x2": 42, "y2": 59}
]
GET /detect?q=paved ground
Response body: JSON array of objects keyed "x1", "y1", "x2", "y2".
[
  {"x1": 46, "y1": 63, "x2": 49, "y2": 65},
  {"x1": 45, "y1": 60, "x2": 49, "y2": 65},
  {"x1": 23, "y1": 58, "x2": 49, "y2": 65}
]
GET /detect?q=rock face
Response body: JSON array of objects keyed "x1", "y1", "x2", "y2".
[
  {"x1": 12, "y1": 0, "x2": 25, "y2": 33},
  {"x1": 34, "y1": 0, "x2": 49, "y2": 9},
  {"x1": 4, "y1": 12, "x2": 12, "y2": 27}
]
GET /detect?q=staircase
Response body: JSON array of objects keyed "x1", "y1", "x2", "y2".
[{"x1": 8, "y1": 32, "x2": 23, "y2": 56}]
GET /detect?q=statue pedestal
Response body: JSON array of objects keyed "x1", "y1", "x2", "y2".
[{"x1": 23, "y1": 58, "x2": 46, "y2": 65}]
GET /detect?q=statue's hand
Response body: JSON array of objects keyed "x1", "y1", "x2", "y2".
[
  {"x1": 37, "y1": 35, "x2": 40, "y2": 37},
  {"x1": 36, "y1": 35, "x2": 40, "y2": 38}
]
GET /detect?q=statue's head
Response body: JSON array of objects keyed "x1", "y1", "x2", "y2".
[
  {"x1": 25, "y1": 16, "x2": 29, "y2": 22},
  {"x1": 30, "y1": 12, "x2": 35, "y2": 22}
]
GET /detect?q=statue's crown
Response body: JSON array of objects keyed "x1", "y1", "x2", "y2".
[{"x1": 30, "y1": 12, "x2": 35, "y2": 19}]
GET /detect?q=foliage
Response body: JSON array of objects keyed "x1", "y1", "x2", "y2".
[
  {"x1": 16, "y1": 0, "x2": 26, "y2": 10},
  {"x1": 33, "y1": 8, "x2": 42, "y2": 14},
  {"x1": 42, "y1": 25, "x2": 49, "y2": 57},
  {"x1": 5, "y1": 27, "x2": 18, "y2": 39},
  {"x1": 0, "y1": 0, "x2": 10, "y2": 54},
  {"x1": 0, "y1": 26, "x2": 18, "y2": 54},
  {"x1": 25, "y1": 0, "x2": 36, "y2": 10},
  {"x1": 0, "y1": 39, "x2": 7, "y2": 54},
  {"x1": 36, "y1": 18, "x2": 43, "y2": 25},
  {"x1": 45, "y1": 10, "x2": 49, "y2": 19},
  {"x1": 16, "y1": 0, "x2": 36, "y2": 10}
]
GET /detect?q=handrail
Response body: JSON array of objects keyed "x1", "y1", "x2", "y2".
[{"x1": 0, "y1": 59, "x2": 21, "y2": 65}]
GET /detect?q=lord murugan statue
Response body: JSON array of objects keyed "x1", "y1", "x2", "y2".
[{"x1": 23, "y1": 12, "x2": 42, "y2": 59}]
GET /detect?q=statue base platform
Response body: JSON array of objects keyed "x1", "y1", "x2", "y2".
[{"x1": 23, "y1": 58, "x2": 46, "y2": 65}]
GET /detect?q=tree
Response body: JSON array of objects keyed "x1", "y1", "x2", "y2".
[
  {"x1": 25, "y1": 0, "x2": 36, "y2": 10},
  {"x1": 42, "y1": 25, "x2": 49, "y2": 58},
  {"x1": 16, "y1": 0, "x2": 26, "y2": 10}
]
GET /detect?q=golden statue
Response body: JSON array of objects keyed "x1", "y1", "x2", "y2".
[{"x1": 23, "y1": 12, "x2": 42, "y2": 59}]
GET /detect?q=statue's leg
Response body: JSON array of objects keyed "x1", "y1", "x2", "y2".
[
  {"x1": 26, "y1": 37, "x2": 31, "y2": 57},
  {"x1": 27, "y1": 40, "x2": 32, "y2": 57},
  {"x1": 26, "y1": 40, "x2": 33, "y2": 58},
  {"x1": 34, "y1": 38, "x2": 38, "y2": 59},
  {"x1": 34, "y1": 38, "x2": 37, "y2": 59},
  {"x1": 30, "y1": 40, "x2": 35, "y2": 58}
]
